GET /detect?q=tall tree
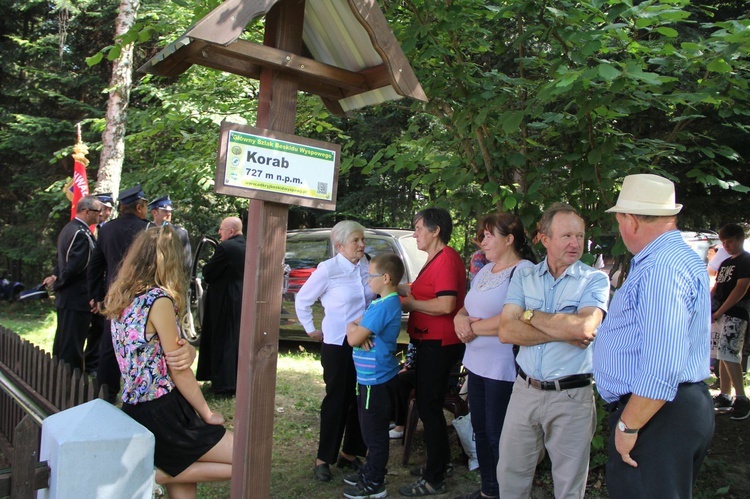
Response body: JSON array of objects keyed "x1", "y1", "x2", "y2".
[{"x1": 96, "y1": 0, "x2": 140, "y2": 197}]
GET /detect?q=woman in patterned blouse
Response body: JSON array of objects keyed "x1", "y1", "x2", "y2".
[
  {"x1": 104, "y1": 225, "x2": 233, "y2": 498},
  {"x1": 453, "y1": 212, "x2": 536, "y2": 499}
]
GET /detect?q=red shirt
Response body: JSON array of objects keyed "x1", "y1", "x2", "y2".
[{"x1": 407, "y1": 246, "x2": 466, "y2": 345}]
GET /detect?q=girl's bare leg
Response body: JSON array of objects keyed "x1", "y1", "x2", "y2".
[{"x1": 155, "y1": 431, "x2": 234, "y2": 485}]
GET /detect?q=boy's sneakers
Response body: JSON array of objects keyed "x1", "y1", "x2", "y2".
[
  {"x1": 342, "y1": 479, "x2": 387, "y2": 499},
  {"x1": 714, "y1": 393, "x2": 734, "y2": 413},
  {"x1": 344, "y1": 472, "x2": 363, "y2": 486},
  {"x1": 344, "y1": 472, "x2": 388, "y2": 487},
  {"x1": 730, "y1": 397, "x2": 750, "y2": 421}
]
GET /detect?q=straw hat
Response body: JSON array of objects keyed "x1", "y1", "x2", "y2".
[{"x1": 606, "y1": 174, "x2": 682, "y2": 216}]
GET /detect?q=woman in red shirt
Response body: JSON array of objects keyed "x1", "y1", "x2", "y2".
[{"x1": 399, "y1": 207, "x2": 466, "y2": 497}]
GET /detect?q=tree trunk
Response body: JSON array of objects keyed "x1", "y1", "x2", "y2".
[{"x1": 96, "y1": 0, "x2": 141, "y2": 198}]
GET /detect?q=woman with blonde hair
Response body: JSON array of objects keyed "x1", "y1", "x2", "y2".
[{"x1": 104, "y1": 226, "x2": 233, "y2": 499}]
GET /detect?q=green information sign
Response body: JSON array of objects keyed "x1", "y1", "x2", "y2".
[{"x1": 216, "y1": 121, "x2": 340, "y2": 210}]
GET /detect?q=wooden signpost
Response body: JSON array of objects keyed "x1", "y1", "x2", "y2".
[{"x1": 138, "y1": 0, "x2": 426, "y2": 496}]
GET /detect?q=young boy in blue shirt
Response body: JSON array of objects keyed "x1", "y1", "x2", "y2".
[{"x1": 344, "y1": 253, "x2": 405, "y2": 499}]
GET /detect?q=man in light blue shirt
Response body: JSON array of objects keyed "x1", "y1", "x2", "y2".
[
  {"x1": 498, "y1": 203, "x2": 609, "y2": 499},
  {"x1": 593, "y1": 174, "x2": 713, "y2": 498}
]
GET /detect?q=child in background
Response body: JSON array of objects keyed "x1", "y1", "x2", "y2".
[{"x1": 344, "y1": 253, "x2": 405, "y2": 499}]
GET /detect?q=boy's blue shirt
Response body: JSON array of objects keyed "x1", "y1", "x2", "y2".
[{"x1": 353, "y1": 292, "x2": 401, "y2": 385}]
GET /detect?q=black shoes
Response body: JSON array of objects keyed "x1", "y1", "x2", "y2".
[
  {"x1": 313, "y1": 462, "x2": 332, "y2": 482},
  {"x1": 314, "y1": 456, "x2": 364, "y2": 482}
]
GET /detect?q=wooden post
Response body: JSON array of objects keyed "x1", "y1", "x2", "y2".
[
  {"x1": 10, "y1": 416, "x2": 39, "y2": 499},
  {"x1": 231, "y1": 0, "x2": 305, "y2": 497}
]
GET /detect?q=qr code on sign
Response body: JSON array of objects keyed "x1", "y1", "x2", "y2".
[{"x1": 317, "y1": 182, "x2": 328, "y2": 195}]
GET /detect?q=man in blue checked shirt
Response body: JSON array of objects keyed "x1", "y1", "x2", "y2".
[
  {"x1": 497, "y1": 203, "x2": 609, "y2": 499},
  {"x1": 594, "y1": 174, "x2": 714, "y2": 499}
]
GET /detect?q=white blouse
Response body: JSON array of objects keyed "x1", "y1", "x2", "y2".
[{"x1": 294, "y1": 253, "x2": 374, "y2": 346}]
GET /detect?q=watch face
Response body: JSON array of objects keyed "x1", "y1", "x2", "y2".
[{"x1": 617, "y1": 420, "x2": 626, "y2": 432}]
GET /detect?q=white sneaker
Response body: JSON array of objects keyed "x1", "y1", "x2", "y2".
[{"x1": 389, "y1": 428, "x2": 404, "y2": 439}]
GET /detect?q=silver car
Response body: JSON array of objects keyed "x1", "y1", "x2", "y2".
[{"x1": 183, "y1": 228, "x2": 426, "y2": 344}]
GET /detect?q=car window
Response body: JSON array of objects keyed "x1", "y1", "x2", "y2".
[
  {"x1": 398, "y1": 235, "x2": 427, "y2": 282},
  {"x1": 285, "y1": 237, "x2": 331, "y2": 270},
  {"x1": 365, "y1": 237, "x2": 409, "y2": 284},
  {"x1": 365, "y1": 238, "x2": 398, "y2": 257}
]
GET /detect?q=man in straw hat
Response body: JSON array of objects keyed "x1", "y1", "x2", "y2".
[{"x1": 593, "y1": 173, "x2": 714, "y2": 498}]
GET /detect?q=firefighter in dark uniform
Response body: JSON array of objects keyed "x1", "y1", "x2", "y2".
[
  {"x1": 81, "y1": 192, "x2": 115, "y2": 375},
  {"x1": 43, "y1": 195, "x2": 102, "y2": 372},
  {"x1": 87, "y1": 184, "x2": 151, "y2": 400},
  {"x1": 148, "y1": 195, "x2": 192, "y2": 273}
]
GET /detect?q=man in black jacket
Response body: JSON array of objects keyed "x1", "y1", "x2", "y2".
[
  {"x1": 87, "y1": 184, "x2": 151, "y2": 399},
  {"x1": 43, "y1": 195, "x2": 102, "y2": 371},
  {"x1": 148, "y1": 195, "x2": 192, "y2": 272},
  {"x1": 196, "y1": 216, "x2": 246, "y2": 395}
]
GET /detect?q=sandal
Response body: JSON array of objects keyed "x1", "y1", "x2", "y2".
[{"x1": 399, "y1": 478, "x2": 447, "y2": 497}]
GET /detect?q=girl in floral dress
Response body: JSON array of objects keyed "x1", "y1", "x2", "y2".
[{"x1": 104, "y1": 226, "x2": 233, "y2": 499}]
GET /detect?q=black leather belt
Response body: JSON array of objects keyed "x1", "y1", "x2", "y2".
[{"x1": 518, "y1": 369, "x2": 592, "y2": 391}]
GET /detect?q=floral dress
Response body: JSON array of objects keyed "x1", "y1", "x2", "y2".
[{"x1": 111, "y1": 287, "x2": 175, "y2": 404}]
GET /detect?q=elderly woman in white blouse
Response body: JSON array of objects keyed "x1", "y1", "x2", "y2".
[
  {"x1": 295, "y1": 220, "x2": 374, "y2": 482},
  {"x1": 453, "y1": 212, "x2": 536, "y2": 499}
]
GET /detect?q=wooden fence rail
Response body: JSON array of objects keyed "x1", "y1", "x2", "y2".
[{"x1": 0, "y1": 325, "x2": 104, "y2": 498}]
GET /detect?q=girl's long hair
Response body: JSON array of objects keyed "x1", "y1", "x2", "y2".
[{"x1": 103, "y1": 225, "x2": 187, "y2": 320}]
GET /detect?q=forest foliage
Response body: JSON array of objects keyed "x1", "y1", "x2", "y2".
[{"x1": 1, "y1": 0, "x2": 749, "y2": 283}]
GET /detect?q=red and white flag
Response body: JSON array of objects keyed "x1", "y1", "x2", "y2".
[
  {"x1": 67, "y1": 127, "x2": 90, "y2": 220},
  {"x1": 70, "y1": 157, "x2": 90, "y2": 220}
]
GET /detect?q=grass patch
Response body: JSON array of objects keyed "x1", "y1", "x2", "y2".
[{"x1": 0, "y1": 299, "x2": 56, "y2": 351}]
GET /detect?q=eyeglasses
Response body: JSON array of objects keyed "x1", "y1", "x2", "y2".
[
  {"x1": 87, "y1": 208, "x2": 101, "y2": 212},
  {"x1": 368, "y1": 273, "x2": 384, "y2": 280}
]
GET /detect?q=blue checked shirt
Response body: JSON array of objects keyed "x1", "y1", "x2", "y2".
[
  {"x1": 593, "y1": 230, "x2": 711, "y2": 403},
  {"x1": 505, "y1": 259, "x2": 610, "y2": 380}
]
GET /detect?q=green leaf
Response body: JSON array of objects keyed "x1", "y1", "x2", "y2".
[
  {"x1": 707, "y1": 58, "x2": 733, "y2": 74},
  {"x1": 107, "y1": 45, "x2": 122, "y2": 61},
  {"x1": 85, "y1": 52, "x2": 104, "y2": 67},
  {"x1": 655, "y1": 27, "x2": 678, "y2": 38},
  {"x1": 501, "y1": 111, "x2": 524, "y2": 134},
  {"x1": 597, "y1": 63, "x2": 621, "y2": 82},
  {"x1": 503, "y1": 196, "x2": 517, "y2": 210}
]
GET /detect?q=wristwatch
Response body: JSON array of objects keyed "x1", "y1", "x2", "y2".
[
  {"x1": 522, "y1": 309, "x2": 534, "y2": 324},
  {"x1": 617, "y1": 419, "x2": 639, "y2": 434}
]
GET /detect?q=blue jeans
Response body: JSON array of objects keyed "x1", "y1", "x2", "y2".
[{"x1": 467, "y1": 370, "x2": 513, "y2": 498}]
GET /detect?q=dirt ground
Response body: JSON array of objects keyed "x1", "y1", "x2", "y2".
[
  {"x1": 2, "y1": 395, "x2": 748, "y2": 497},
  {"x1": 699, "y1": 410, "x2": 750, "y2": 497}
]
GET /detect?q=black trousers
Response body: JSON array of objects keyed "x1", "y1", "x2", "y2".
[
  {"x1": 394, "y1": 368, "x2": 416, "y2": 426},
  {"x1": 83, "y1": 314, "x2": 105, "y2": 374},
  {"x1": 318, "y1": 341, "x2": 367, "y2": 464},
  {"x1": 606, "y1": 382, "x2": 714, "y2": 499},
  {"x1": 52, "y1": 307, "x2": 92, "y2": 373},
  {"x1": 97, "y1": 319, "x2": 121, "y2": 402},
  {"x1": 358, "y1": 376, "x2": 398, "y2": 484},
  {"x1": 414, "y1": 340, "x2": 465, "y2": 484}
]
